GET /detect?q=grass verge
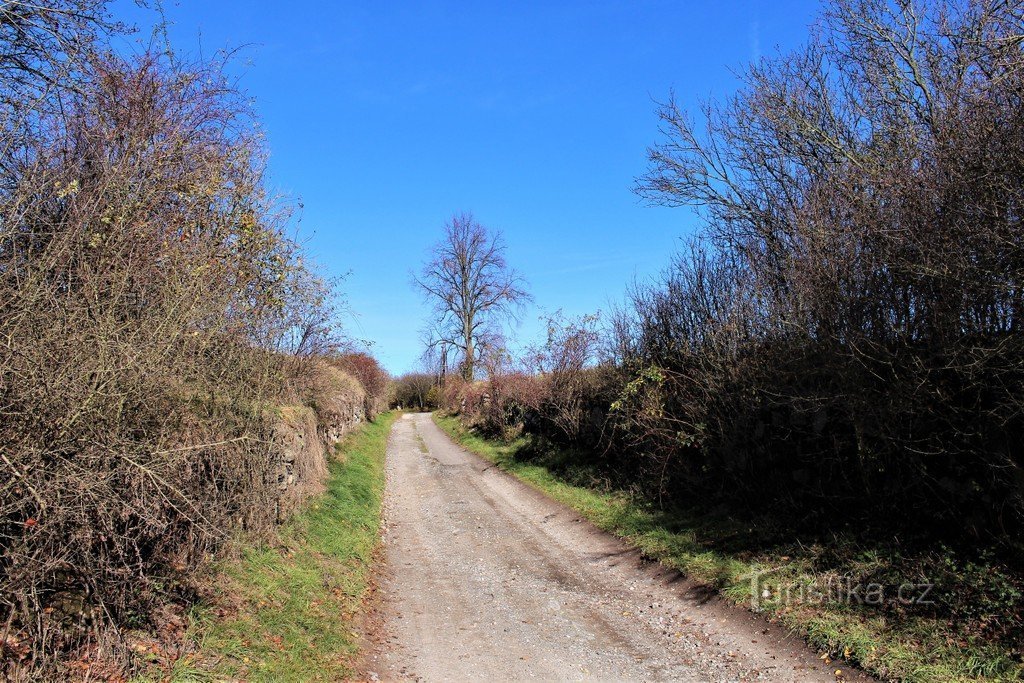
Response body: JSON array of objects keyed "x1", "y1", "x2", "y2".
[
  {"x1": 165, "y1": 411, "x2": 397, "y2": 682},
  {"x1": 434, "y1": 413, "x2": 1023, "y2": 683}
]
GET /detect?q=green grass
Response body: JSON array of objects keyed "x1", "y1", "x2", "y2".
[
  {"x1": 434, "y1": 413, "x2": 1024, "y2": 683},
  {"x1": 166, "y1": 411, "x2": 398, "y2": 682}
]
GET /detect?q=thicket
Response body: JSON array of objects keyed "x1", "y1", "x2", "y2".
[
  {"x1": 391, "y1": 372, "x2": 439, "y2": 411},
  {"x1": 626, "y1": 0, "x2": 1024, "y2": 548},
  {"x1": 331, "y1": 350, "x2": 391, "y2": 418},
  {"x1": 0, "y1": 3, "x2": 376, "y2": 677},
  {"x1": 442, "y1": 0, "x2": 1024, "y2": 649}
]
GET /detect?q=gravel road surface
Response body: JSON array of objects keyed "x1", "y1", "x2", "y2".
[{"x1": 364, "y1": 413, "x2": 870, "y2": 682}]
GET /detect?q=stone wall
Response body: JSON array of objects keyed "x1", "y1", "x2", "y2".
[{"x1": 274, "y1": 365, "x2": 366, "y2": 521}]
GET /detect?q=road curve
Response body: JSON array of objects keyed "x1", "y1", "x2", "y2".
[{"x1": 364, "y1": 413, "x2": 870, "y2": 682}]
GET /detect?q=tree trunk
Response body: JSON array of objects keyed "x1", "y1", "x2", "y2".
[{"x1": 463, "y1": 337, "x2": 474, "y2": 381}]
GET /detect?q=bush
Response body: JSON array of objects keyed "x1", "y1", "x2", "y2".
[
  {"x1": 0, "y1": 24, "x2": 351, "y2": 678},
  {"x1": 625, "y1": 0, "x2": 1024, "y2": 549},
  {"x1": 331, "y1": 351, "x2": 391, "y2": 419}
]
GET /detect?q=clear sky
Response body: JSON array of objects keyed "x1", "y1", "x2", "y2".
[{"x1": 113, "y1": 0, "x2": 821, "y2": 375}]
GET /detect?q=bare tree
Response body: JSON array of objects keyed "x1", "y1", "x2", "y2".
[
  {"x1": 415, "y1": 213, "x2": 530, "y2": 381},
  {"x1": 392, "y1": 372, "x2": 436, "y2": 410}
]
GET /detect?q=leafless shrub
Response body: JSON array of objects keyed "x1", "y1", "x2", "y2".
[
  {"x1": 0, "y1": 40, "x2": 344, "y2": 678},
  {"x1": 331, "y1": 350, "x2": 391, "y2": 419},
  {"x1": 622, "y1": 0, "x2": 1024, "y2": 543},
  {"x1": 523, "y1": 312, "x2": 609, "y2": 445}
]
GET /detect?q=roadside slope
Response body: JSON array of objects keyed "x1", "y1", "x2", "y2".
[{"x1": 168, "y1": 412, "x2": 398, "y2": 682}]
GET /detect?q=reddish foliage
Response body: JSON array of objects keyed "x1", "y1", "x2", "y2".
[{"x1": 331, "y1": 351, "x2": 390, "y2": 418}]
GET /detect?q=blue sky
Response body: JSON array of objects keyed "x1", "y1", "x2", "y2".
[{"x1": 114, "y1": 0, "x2": 820, "y2": 374}]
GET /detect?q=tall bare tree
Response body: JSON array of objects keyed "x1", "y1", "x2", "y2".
[{"x1": 415, "y1": 213, "x2": 530, "y2": 381}]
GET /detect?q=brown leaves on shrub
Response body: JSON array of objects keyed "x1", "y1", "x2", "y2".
[{"x1": 0, "y1": 12, "x2": 346, "y2": 678}]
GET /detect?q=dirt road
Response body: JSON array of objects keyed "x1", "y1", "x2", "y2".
[{"x1": 365, "y1": 413, "x2": 869, "y2": 682}]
